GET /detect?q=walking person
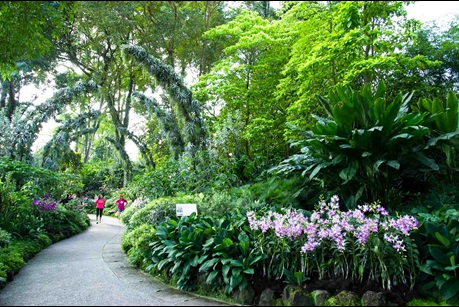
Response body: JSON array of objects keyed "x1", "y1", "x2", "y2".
[
  {"x1": 116, "y1": 194, "x2": 127, "y2": 219},
  {"x1": 95, "y1": 194, "x2": 105, "y2": 224}
]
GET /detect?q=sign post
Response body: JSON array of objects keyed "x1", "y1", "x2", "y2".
[{"x1": 176, "y1": 203, "x2": 197, "y2": 217}]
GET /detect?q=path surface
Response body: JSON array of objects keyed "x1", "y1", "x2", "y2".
[{"x1": 0, "y1": 214, "x2": 231, "y2": 306}]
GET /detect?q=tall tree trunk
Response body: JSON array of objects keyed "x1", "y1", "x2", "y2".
[{"x1": 7, "y1": 81, "x2": 16, "y2": 121}]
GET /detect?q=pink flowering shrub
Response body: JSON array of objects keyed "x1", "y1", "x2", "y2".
[
  {"x1": 247, "y1": 195, "x2": 419, "y2": 290},
  {"x1": 32, "y1": 194, "x2": 58, "y2": 211}
]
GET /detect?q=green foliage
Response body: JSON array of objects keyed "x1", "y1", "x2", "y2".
[
  {"x1": 198, "y1": 187, "x2": 261, "y2": 218},
  {"x1": 149, "y1": 215, "x2": 206, "y2": 291},
  {"x1": 283, "y1": 269, "x2": 309, "y2": 286},
  {"x1": 193, "y1": 9, "x2": 291, "y2": 166},
  {"x1": 414, "y1": 208, "x2": 459, "y2": 304},
  {"x1": 407, "y1": 298, "x2": 452, "y2": 306},
  {"x1": 414, "y1": 92, "x2": 459, "y2": 171},
  {"x1": 0, "y1": 250, "x2": 25, "y2": 273},
  {"x1": 404, "y1": 19, "x2": 459, "y2": 101},
  {"x1": 0, "y1": 263, "x2": 6, "y2": 280},
  {"x1": 0, "y1": 157, "x2": 84, "y2": 201},
  {"x1": 79, "y1": 160, "x2": 124, "y2": 195},
  {"x1": 0, "y1": 235, "x2": 52, "y2": 281},
  {"x1": 124, "y1": 44, "x2": 207, "y2": 157},
  {"x1": 37, "y1": 204, "x2": 90, "y2": 240},
  {"x1": 274, "y1": 81, "x2": 459, "y2": 209},
  {"x1": 278, "y1": 1, "x2": 438, "y2": 134},
  {"x1": 249, "y1": 175, "x2": 319, "y2": 209},
  {"x1": 146, "y1": 211, "x2": 265, "y2": 294},
  {"x1": 0, "y1": 173, "x2": 41, "y2": 238},
  {"x1": 0, "y1": 1, "x2": 70, "y2": 76},
  {"x1": 121, "y1": 224, "x2": 156, "y2": 269},
  {"x1": 125, "y1": 195, "x2": 201, "y2": 232},
  {"x1": 0, "y1": 229, "x2": 12, "y2": 248},
  {"x1": 119, "y1": 197, "x2": 150, "y2": 226}
]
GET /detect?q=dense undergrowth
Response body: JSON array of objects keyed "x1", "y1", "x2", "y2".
[{"x1": 0, "y1": 158, "x2": 89, "y2": 287}]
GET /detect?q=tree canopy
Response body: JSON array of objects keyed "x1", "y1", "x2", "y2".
[{"x1": 0, "y1": 0, "x2": 458, "y2": 191}]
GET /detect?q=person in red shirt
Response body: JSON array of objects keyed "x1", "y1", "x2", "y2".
[
  {"x1": 116, "y1": 194, "x2": 127, "y2": 219},
  {"x1": 95, "y1": 194, "x2": 105, "y2": 224}
]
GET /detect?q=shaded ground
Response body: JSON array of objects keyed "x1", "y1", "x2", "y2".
[{"x1": 0, "y1": 215, "x2": 231, "y2": 306}]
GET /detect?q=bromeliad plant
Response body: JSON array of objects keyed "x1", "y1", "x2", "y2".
[{"x1": 247, "y1": 195, "x2": 420, "y2": 290}]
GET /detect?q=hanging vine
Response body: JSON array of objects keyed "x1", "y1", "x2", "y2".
[
  {"x1": 123, "y1": 45, "x2": 208, "y2": 157},
  {"x1": 41, "y1": 110, "x2": 101, "y2": 170},
  {"x1": 0, "y1": 80, "x2": 98, "y2": 162}
]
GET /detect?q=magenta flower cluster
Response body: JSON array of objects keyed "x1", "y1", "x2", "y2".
[
  {"x1": 247, "y1": 195, "x2": 418, "y2": 253},
  {"x1": 32, "y1": 194, "x2": 57, "y2": 211}
]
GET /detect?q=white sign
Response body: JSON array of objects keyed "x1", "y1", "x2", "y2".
[{"x1": 176, "y1": 203, "x2": 197, "y2": 217}]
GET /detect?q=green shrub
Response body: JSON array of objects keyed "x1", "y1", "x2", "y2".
[
  {"x1": 122, "y1": 224, "x2": 156, "y2": 269},
  {"x1": 0, "y1": 263, "x2": 7, "y2": 280},
  {"x1": 126, "y1": 195, "x2": 202, "y2": 231},
  {"x1": 248, "y1": 175, "x2": 323, "y2": 210},
  {"x1": 10, "y1": 239, "x2": 42, "y2": 262},
  {"x1": 413, "y1": 207, "x2": 459, "y2": 304},
  {"x1": 273, "y1": 81, "x2": 459, "y2": 210},
  {"x1": 0, "y1": 248, "x2": 26, "y2": 273},
  {"x1": 120, "y1": 197, "x2": 149, "y2": 226},
  {"x1": 0, "y1": 157, "x2": 83, "y2": 200},
  {"x1": 199, "y1": 187, "x2": 264, "y2": 219},
  {"x1": 145, "y1": 209, "x2": 265, "y2": 294},
  {"x1": 0, "y1": 229, "x2": 12, "y2": 248},
  {"x1": 36, "y1": 233, "x2": 52, "y2": 249}
]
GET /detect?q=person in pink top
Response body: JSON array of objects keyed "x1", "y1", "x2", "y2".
[
  {"x1": 95, "y1": 194, "x2": 105, "y2": 224},
  {"x1": 115, "y1": 194, "x2": 127, "y2": 219}
]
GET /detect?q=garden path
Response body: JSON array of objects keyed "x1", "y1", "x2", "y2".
[{"x1": 0, "y1": 214, "x2": 231, "y2": 306}]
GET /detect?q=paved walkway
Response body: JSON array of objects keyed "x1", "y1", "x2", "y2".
[{"x1": 0, "y1": 215, "x2": 232, "y2": 306}]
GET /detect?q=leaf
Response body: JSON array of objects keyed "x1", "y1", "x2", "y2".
[
  {"x1": 249, "y1": 254, "x2": 266, "y2": 266},
  {"x1": 199, "y1": 258, "x2": 219, "y2": 272},
  {"x1": 413, "y1": 153, "x2": 439, "y2": 171},
  {"x1": 386, "y1": 160, "x2": 400, "y2": 170},
  {"x1": 157, "y1": 258, "x2": 171, "y2": 270},
  {"x1": 419, "y1": 263, "x2": 433, "y2": 275},
  {"x1": 222, "y1": 264, "x2": 230, "y2": 277},
  {"x1": 362, "y1": 151, "x2": 372, "y2": 157},
  {"x1": 446, "y1": 91, "x2": 458, "y2": 132},
  {"x1": 373, "y1": 160, "x2": 385, "y2": 171},
  {"x1": 339, "y1": 165, "x2": 357, "y2": 184},
  {"x1": 230, "y1": 274, "x2": 243, "y2": 289},
  {"x1": 238, "y1": 240, "x2": 250, "y2": 256},
  {"x1": 444, "y1": 265, "x2": 459, "y2": 271},
  {"x1": 309, "y1": 164, "x2": 323, "y2": 180},
  {"x1": 222, "y1": 238, "x2": 233, "y2": 248},
  {"x1": 429, "y1": 246, "x2": 451, "y2": 265},
  {"x1": 206, "y1": 271, "x2": 219, "y2": 284},
  {"x1": 230, "y1": 259, "x2": 244, "y2": 267},
  {"x1": 440, "y1": 278, "x2": 459, "y2": 301},
  {"x1": 375, "y1": 81, "x2": 386, "y2": 99},
  {"x1": 243, "y1": 268, "x2": 254, "y2": 275},
  {"x1": 435, "y1": 232, "x2": 451, "y2": 248}
]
